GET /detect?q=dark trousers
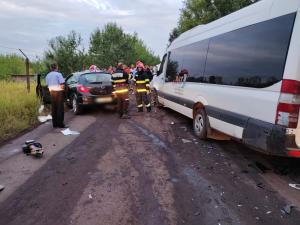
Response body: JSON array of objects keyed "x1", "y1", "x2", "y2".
[
  {"x1": 117, "y1": 92, "x2": 129, "y2": 116},
  {"x1": 136, "y1": 92, "x2": 151, "y2": 110},
  {"x1": 50, "y1": 91, "x2": 65, "y2": 127}
]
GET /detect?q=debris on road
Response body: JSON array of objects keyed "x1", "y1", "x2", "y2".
[
  {"x1": 281, "y1": 205, "x2": 294, "y2": 215},
  {"x1": 61, "y1": 128, "x2": 80, "y2": 136},
  {"x1": 38, "y1": 104, "x2": 45, "y2": 114},
  {"x1": 193, "y1": 211, "x2": 201, "y2": 216},
  {"x1": 289, "y1": 183, "x2": 300, "y2": 190},
  {"x1": 266, "y1": 211, "x2": 272, "y2": 214},
  {"x1": 170, "y1": 122, "x2": 175, "y2": 125},
  {"x1": 0, "y1": 185, "x2": 5, "y2": 192},
  {"x1": 254, "y1": 162, "x2": 270, "y2": 173},
  {"x1": 182, "y1": 139, "x2": 192, "y2": 144},
  {"x1": 180, "y1": 126, "x2": 187, "y2": 131},
  {"x1": 22, "y1": 140, "x2": 44, "y2": 158},
  {"x1": 38, "y1": 114, "x2": 52, "y2": 123},
  {"x1": 88, "y1": 194, "x2": 93, "y2": 199}
]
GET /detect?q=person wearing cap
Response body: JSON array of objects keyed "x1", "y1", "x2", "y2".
[
  {"x1": 134, "y1": 62, "x2": 151, "y2": 112},
  {"x1": 111, "y1": 63, "x2": 130, "y2": 119},
  {"x1": 45, "y1": 63, "x2": 67, "y2": 128}
]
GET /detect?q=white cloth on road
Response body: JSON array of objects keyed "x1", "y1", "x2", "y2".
[
  {"x1": 38, "y1": 115, "x2": 52, "y2": 123},
  {"x1": 61, "y1": 128, "x2": 80, "y2": 136}
]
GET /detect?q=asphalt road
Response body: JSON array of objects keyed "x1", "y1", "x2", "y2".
[{"x1": 0, "y1": 98, "x2": 300, "y2": 225}]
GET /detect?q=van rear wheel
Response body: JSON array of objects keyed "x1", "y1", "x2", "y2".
[{"x1": 193, "y1": 109, "x2": 208, "y2": 140}]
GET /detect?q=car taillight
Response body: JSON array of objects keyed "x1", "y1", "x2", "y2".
[
  {"x1": 276, "y1": 80, "x2": 300, "y2": 128},
  {"x1": 77, "y1": 84, "x2": 90, "y2": 93}
]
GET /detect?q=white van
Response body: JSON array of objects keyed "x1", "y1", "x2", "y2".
[{"x1": 153, "y1": 0, "x2": 300, "y2": 157}]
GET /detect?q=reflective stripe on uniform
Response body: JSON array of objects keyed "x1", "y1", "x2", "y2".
[
  {"x1": 136, "y1": 89, "x2": 147, "y2": 92},
  {"x1": 114, "y1": 89, "x2": 129, "y2": 94},
  {"x1": 145, "y1": 79, "x2": 150, "y2": 82},
  {"x1": 146, "y1": 84, "x2": 150, "y2": 87},
  {"x1": 136, "y1": 80, "x2": 146, "y2": 84},
  {"x1": 137, "y1": 104, "x2": 143, "y2": 108},
  {"x1": 113, "y1": 79, "x2": 126, "y2": 83},
  {"x1": 146, "y1": 103, "x2": 151, "y2": 107}
]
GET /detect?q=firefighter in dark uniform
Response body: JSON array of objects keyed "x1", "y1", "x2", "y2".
[
  {"x1": 112, "y1": 63, "x2": 130, "y2": 119},
  {"x1": 135, "y1": 62, "x2": 151, "y2": 112}
]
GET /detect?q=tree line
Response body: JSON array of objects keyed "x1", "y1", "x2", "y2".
[
  {"x1": 45, "y1": 23, "x2": 160, "y2": 77},
  {"x1": 169, "y1": 0, "x2": 258, "y2": 44},
  {"x1": 0, "y1": 22, "x2": 160, "y2": 79}
]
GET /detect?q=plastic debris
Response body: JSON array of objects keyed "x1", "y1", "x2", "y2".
[
  {"x1": 281, "y1": 205, "x2": 294, "y2": 215},
  {"x1": 170, "y1": 122, "x2": 175, "y2": 125},
  {"x1": 237, "y1": 204, "x2": 243, "y2": 207},
  {"x1": 289, "y1": 184, "x2": 300, "y2": 190},
  {"x1": 266, "y1": 211, "x2": 272, "y2": 214},
  {"x1": 194, "y1": 211, "x2": 201, "y2": 216},
  {"x1": 38, "y1": 105, "x2": 45, "y2": 113},
  {"x1": 38, "y1": 114, "x2": 52, "y2": 123},
  {"x1": 88, "y1": 194, "x2": 93, "y2": 199},
  {"x1": 61, "y1": 128, "x2": 80, "y2": 136},
  {"x1": 0, "y1": 185, "x2": 5, "y2": 192},
  {"x1": 182, "y1": 139, "x2": 192, "y2": 144}
]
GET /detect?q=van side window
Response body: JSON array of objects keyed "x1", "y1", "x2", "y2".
[
  {"x1": 204, "y1": 13, "x2": 296, "y2": 88},
  {"x1": 166, "y1": 50, "x2": 184, "y2": 82},
  {"x1": 182, "y1": 40, "x2": 209, "y2": 82}
]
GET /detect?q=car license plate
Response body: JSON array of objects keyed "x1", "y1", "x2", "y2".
[{"x1": 96, "y1": 97, "x2": 113, "y2": 103}]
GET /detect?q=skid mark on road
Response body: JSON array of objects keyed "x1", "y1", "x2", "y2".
[
  {"x1": 128, "y1": 120, "x2": 168, "y2": 150},
  {"x1": 70, "y1": 121, "x2": 176, "y2": 225},
  {"x1": 70, "y1": 139, "x2": 138, "y2": 225}
]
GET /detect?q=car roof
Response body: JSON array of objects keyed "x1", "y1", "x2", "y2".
[{"x1": 72, "y1": 70, "x2": 109, "y2": 76}]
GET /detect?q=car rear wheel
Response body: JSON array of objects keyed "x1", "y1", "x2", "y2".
[
  {"x1": 72, "y1": 95, "x2": 82, "y2": 115},
  {"x1": 193, "y1": 109, "x2": 208, "y2": 140}
]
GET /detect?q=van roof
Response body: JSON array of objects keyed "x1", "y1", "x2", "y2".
[{"x1": 169, "y1": 0, "x2": 300, "y2": 51}]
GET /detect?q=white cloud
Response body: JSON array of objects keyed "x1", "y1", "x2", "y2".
[{"x1": 0, "y1": 0, "x2": 183, "y2": 59}]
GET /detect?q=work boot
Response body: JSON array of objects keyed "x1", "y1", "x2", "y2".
[
  {"x1": 138, "y1": 108, "x2": 143, "y2": 112},
  {"x1": 147, "y1": 107, "x2": 151, "y2": 113},
  {"x1": 119, "y1": 113, "x2": 123, "y2": 118}
]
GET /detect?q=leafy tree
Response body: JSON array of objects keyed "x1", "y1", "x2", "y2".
[
  {"x1": 89, "y1": 23, "x2": 159, "y2": 68},
  {"x1": 45, "y1": 30, "x2": 87, "y2": 76},
  {"x1": 169, "y1": 0, "x2": 258, "y2": 43}
]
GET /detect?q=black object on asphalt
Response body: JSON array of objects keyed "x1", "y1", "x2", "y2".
[{"x1": 22, "y1": 140, "x2": 44, "y2": 158}]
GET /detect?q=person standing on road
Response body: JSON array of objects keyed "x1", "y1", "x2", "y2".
[
  {"x1": 134, "y1": 62, "x2": 151, "y2": 112},
  {"x1": 45, "y1": 63, "x2": 67, "y2": 128},
  {"x1": 112, "y1": 63, "x2": 130, "y2": 119}
]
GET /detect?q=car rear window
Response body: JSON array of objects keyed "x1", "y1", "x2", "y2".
[{"x1": 80, "y1": 73, "x2": 112, "y2": 84}]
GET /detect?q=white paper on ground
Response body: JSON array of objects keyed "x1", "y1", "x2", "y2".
[
  {"x1": 61, "y1": 128, "x2": 80, "y2": 136},
  {"x1": 38, "y1": 114, "x2": 52, "y2": 123},
  {"x1": 289, "y1": 184, "x2": 300, "y2": 190},
  {"x1": 38, "y1": 105, "x2": 45, "y2": 114},
  {"x1": 182, "y1": 139, "x2": 192, "y2": 144}
]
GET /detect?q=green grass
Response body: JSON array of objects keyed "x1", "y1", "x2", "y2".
[{"x1": 0, "y1": 81, "x2": 39, "y2": 143}]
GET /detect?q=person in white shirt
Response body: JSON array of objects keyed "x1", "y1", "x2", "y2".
[{"x1": 45, "y1": 64, "x2": 67, "y2": 128}]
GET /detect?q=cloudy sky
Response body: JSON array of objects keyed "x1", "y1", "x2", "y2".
[{"x1": 0, "y1": 0, "x2": 183, "y2": 60}]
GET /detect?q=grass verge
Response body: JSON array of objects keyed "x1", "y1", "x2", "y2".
[{"x1": 0, "y1": 81, "x2": 39, "y2": 143}]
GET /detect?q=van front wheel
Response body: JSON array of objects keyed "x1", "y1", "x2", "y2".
[{"x1": 193, "y1": 109, "x2": 208, "y2": 140}]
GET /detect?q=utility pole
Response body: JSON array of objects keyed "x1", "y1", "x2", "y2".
[{"x1": 19, "y1": 49, "x2": 30, "y2": 93}]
